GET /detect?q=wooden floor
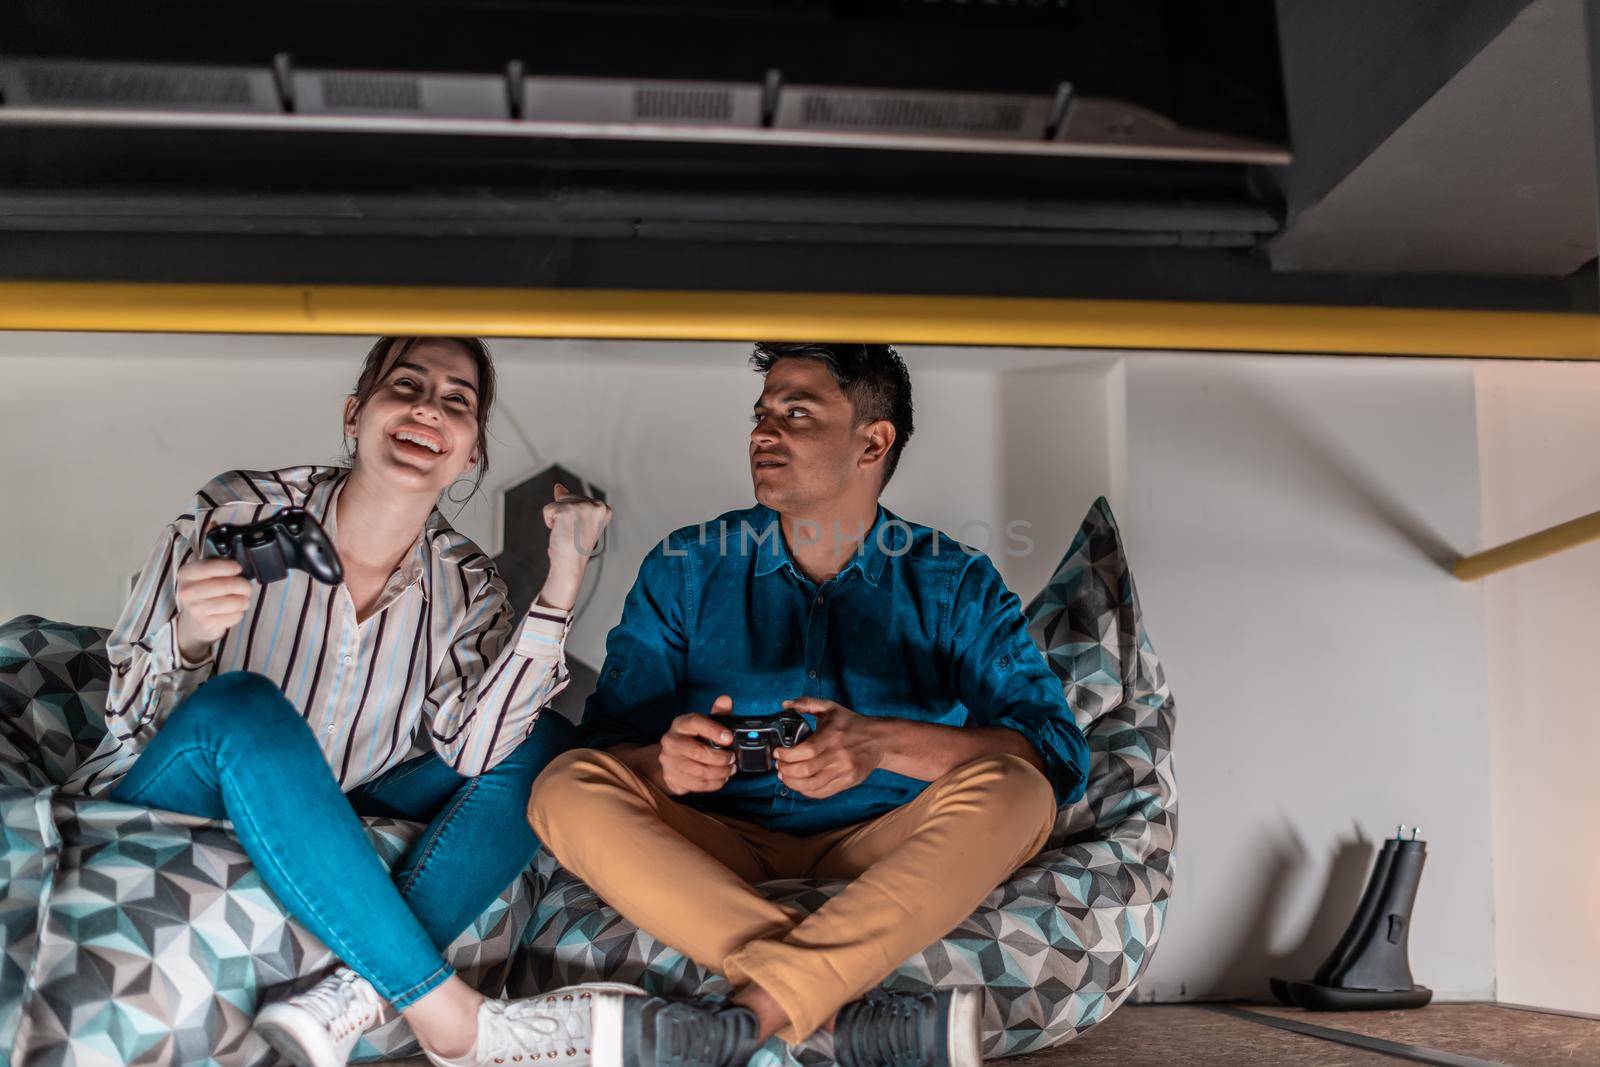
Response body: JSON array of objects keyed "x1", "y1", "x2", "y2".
[
  {"x1": 380, "y1": 1003, "x2": 1600, "y2": 1065},
  {"x1": 1017, "y1": 1003, "x2": 1600, "y2": 1066},
  {"x1": 1013, "y1": 1005, "x2": 1390, "y2": 1065}
]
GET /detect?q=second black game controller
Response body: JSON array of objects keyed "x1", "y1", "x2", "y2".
[
  {"x1": 202, "y1": 507, "x2": 344, "y2": 586},
  {"x1": 711, "y1": 710, "x2": 814, "y2": 774}
]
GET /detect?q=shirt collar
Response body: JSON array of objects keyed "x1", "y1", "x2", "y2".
[
  {"x1": 750, "y1": 504, "x2": 899, "y2": 588},
  {"x1": 395, "y1": 526, "x2": 434, "y2": 602}
]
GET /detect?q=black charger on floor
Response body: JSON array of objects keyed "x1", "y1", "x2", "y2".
[{"x1": 1271, "y1": 827, "x2": 1433, "y2": 1011}]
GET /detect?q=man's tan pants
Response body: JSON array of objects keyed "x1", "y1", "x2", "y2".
[{"x1": 526, "y1": 749, "x2": 1057, "y2": 1042}]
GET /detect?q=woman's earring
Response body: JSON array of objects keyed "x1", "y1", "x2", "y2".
[
  {"x1": 445, "y1": 459, "x2": 481, "y2": 506},
  {"x1": 445, "y1": 478, "x2": 474, "y2": 506}
]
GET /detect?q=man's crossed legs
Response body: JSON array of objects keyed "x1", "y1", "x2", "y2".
[{"x1": 527, "y1": 748, "x2": 1056, "y2": 1066}]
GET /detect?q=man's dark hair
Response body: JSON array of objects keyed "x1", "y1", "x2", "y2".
[{"x1": 750, "y1": 342, "x2": 915, "y2": 488}]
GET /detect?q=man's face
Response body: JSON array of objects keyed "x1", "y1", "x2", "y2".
[
  {"x1": 749, "y1": 357, "x2": 875, "y2": 514},
  {"x1": 343, "y1": 339, "x2": 482, "y2": 495}
]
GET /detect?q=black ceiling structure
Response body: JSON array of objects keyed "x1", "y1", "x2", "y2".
[{"x1": 0, "y1": 0, "x2": 1592, "y2": 314}]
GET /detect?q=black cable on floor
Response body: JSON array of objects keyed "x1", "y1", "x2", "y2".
[{"x1": 1205, "y1": 1005, "x2": 1510, "y2": 1067}]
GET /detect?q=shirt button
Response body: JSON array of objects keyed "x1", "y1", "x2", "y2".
[
  {"x1": 815, "y1": 594, "x2": 825, "y2": 605},
  {"x1": 326, "y1": 724, "x2": 336, "y2": 734},
  {"x1": 342, "y1": 654, "x2": 353, "y2": 665},
  {"x1": 778, "y1": 788, "x2": 790, "y2": 797},
  {"x1": 807, "y1": 669, "x2": 817, "y2": 679}
]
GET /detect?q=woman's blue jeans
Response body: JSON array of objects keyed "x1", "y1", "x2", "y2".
[{"x1": 109, "y1": 670, "x2": 576, "y2": 1010}]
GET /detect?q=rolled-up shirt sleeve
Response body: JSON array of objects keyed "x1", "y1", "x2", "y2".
[
  {"x1": 578, "y1": 535, "x2": 690, "y2": 751},
  {"x1": 105, "y1": 516, "x2": 214, "y2": 744},
  {"x1": 425, "y1": 564, "x2": 572, "y2": 776},
  {"x1": 946, "y1": 553, "x2": 1090, "y2": 806}
]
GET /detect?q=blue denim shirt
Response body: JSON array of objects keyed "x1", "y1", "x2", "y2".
[{"x1": 578, "y1": 503, "x2": 1089, "y2": 834}]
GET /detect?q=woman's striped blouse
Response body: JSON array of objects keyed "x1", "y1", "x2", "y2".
[{"x1": 98, "y1": 465, "x2": 571, "y2": 790}]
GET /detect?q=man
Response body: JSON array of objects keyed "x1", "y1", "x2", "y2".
[{"x1": 528, "y1": 343, "x2": 1090, "y2": 1067}]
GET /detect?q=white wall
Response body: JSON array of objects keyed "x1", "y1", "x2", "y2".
[
  {"x1": 1476, "y1": 361, "x2": 1600, "y2": 1016},
  {"x1": 0, "y1": 333, "x2": 1005, "y2": 670},
  {"x1": 1121, "y1": 354, "x2": 1495, "y2": 1002},
  {"x1": 998, "y1": 358, "x2": 1127, "y2": 598},
  {"x1": 1, "y1": 332, "x2": 1507, "y2": 1003}
]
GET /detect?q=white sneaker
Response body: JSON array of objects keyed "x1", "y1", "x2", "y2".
[
  {"x1": 256, "y1": 967, "x2": 387, "y2": 1067},
  {"x1": 425, "y1": 983, "x2": 646, "y2": 1067}
]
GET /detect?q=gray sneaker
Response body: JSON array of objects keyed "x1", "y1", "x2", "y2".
[
  {"x1": 834, "y1": 988, "x2": 984, "y2": 1067},
  {"x1": 589, "y1": 991, "x2": 761, "y2": 1067}
]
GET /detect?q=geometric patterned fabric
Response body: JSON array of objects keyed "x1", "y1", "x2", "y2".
[
  {"x1": 511, "y1": 496, "x2": 1178, "y2": 1065},
  {"x1": 0, "y1": 497, "x2": 1175, "y2": 1064},
  {"x1": 0, "y1": 615, "x2": 535, "y2": 1066}
]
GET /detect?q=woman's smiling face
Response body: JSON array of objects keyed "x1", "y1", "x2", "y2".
[{"x1": 343, "y1": 338, "x2": 483, "y2": 495}]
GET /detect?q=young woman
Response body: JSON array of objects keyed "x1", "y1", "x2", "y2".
[{"x1": 101, "y1": 336, "x2": 633, "y2": 1067}]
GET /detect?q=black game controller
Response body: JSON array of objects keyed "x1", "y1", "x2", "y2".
[
  {"x1": 202, "y1": 507, "x2": 344, "y2": 586},
  {"x1": 712, "y1": 711, "x2": 814, "y2": 775}
]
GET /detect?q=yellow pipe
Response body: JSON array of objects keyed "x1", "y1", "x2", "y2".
[
  {"x1": 1454, "y1": 509, "x2": 1600, "y2": 580},
  {"x1": 1, "y1": 281, "x2": 1600, "y2": 359}
]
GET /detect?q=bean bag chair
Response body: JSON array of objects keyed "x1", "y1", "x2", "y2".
[
  {"x1": 509, "y1": 497, "x2": 1178, "y2": 1063},
  {"x1": 0, "y1": 615, "x2": 537, "y2": 1066}
]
